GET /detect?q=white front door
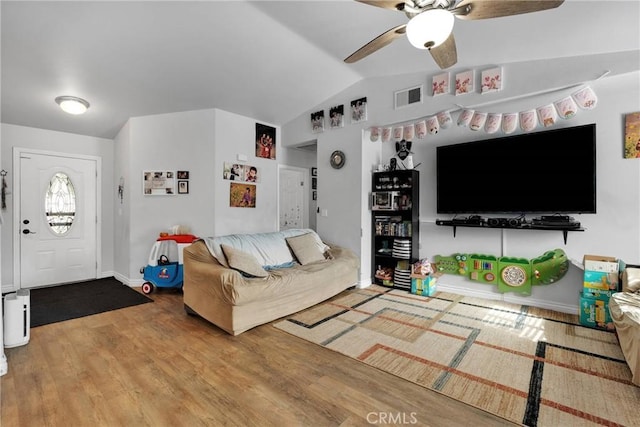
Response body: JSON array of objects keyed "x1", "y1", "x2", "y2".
[
  {"x1": 18, "y1": 151, "x2": 98, "y2": 289},
  {"x1": 279, "y1": 167, "x2": 306, "y2": 230}
]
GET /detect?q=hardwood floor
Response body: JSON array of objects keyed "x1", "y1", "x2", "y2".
[{"x1": 1, "y1": 289, "x2": 517, "y2": 427}]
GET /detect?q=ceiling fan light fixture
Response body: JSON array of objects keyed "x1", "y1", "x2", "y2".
[
  {"x1": 55, "y1": 96, "x2": 90, "y2": 115},
  {"x1": 406, "y1": 9, "x2": 455, "y2": 50}
]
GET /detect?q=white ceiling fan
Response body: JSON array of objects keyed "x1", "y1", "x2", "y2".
[{"x1": 345, "y1": 0, "x2": 565, "y2": 69}]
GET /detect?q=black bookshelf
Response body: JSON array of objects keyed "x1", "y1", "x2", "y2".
[{"x1": 371, "y1": 170, "x2": 419, "y2": 290}]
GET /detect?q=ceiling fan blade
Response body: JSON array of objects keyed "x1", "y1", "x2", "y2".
[
  {"x1": 344, "y1": 24, "x2": 407, "y2": 63},
  {"x1": 455, "y1": 0, "x2": 564, "y2": 20},
  {"x1": 429, "y1": 32, "x2": 457, "y2": 69},
  {"x1": 355, "y1": 0, "x2": 407, "y2": 12}
]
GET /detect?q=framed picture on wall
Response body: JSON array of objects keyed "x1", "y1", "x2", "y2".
[
  {"x1": 143, "y1": 171, "x2": 175, "y2": 195},
  {"x1": 350, "y1": 97, "x2": 367, "y2": 123},
  {"x1": 230, "y1": 183, "x2": 256, "y2": 208},
  {"x1": 256, "y1": 123, "x2": 276, "y2": 160},
  {"x1": 311, "y1": 110, "x2": 325, "y2": 133},
  {"x1": 311, "y1": 167, "x2": 317, "y2": 177},
  {"x1": 178, "y1": 180, "x2": 189, "y2": 194}
]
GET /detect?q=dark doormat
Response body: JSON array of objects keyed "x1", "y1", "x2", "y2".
[{"x1": 29, "y1": 277, "x2": 153, "y2": 327}]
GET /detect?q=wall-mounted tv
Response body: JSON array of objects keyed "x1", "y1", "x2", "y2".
[{"x1": 436, "y1": 123, "x2": 596, "y2": 214}]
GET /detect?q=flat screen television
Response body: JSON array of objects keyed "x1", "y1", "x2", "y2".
[{"x1": 436, "y1": 123, "x2": 596, "y2": 214}]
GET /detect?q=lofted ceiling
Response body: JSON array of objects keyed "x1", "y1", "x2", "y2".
[{"x1": 1, "y1": 0, "x2": 639, "y2": 140}]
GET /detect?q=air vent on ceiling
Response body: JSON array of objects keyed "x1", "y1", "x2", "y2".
[{"x1": 394, "y1": 85, "x2": 423, "y2": 109}]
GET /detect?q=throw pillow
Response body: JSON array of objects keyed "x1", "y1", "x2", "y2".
[
  {"x1": 286, "y1": 233, "x2": 326, "y2": 265},
  {"x1": 623, "y1": 268, "x2": 640, "y2": 293},
  {"x1": 221, "y1": 244, "x2": 268, "y2": 278}
]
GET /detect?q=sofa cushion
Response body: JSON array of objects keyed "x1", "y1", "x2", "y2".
[
  {"x1": 221, "y1": 244, "x2": 268, "y2": 278},
  {"x1": 623, "y1": 268, "x2": 640, "y2": 293},
  {"x1": 202, "y1": 229, "x2": 327, "y2": 268},
  {"x1": 286, "y1": 233, "x2": 326, "y2": 265}
]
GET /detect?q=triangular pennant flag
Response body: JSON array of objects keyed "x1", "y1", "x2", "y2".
[
  {"x1": 537, "y1": 104, "x2": 558, "y2": 127},
  {"x1": 426, "y1": 116, "x2": 440, "y2": 134},
  {"x1": 415, "y1": 120, "x2": 427, "y2": 139},
  {"x1": 502, "y1": 113, "x2": 518, "y2": 134},
  {"x1": 382, "y1": 127, "x2": 392, "y2": 142},
  {"x1": 457, "y1": 109, "x2": 474, "y2": 127},
  {"x1": 520, "y1": 110, "x2": 537, "y2": 132},
  {"x1": 485, "y1": 113, "x2": 502, "y2": 134},
  {"x1": 393, "y1": 126, "x2": 403, "y2": 141},
  {"x1": 370, "y1": 127, "x2": 380, "y2": 142},
  {"x1": 470, "y1": 112, "x2": 487, "y2": 131},
  {"x1": 554, "y1": 96, "x2": 578, "y2": 119},
  {"x1": 403, "y1": 124, "x2": 415, "y2": 141},
  {"x1": 437, "y1": 111, "x2": 453, "y2": 129},
  {"x1": 572, "y1": 86, "x2": 597, "y2": 110}
]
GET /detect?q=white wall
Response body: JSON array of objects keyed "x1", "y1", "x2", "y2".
[
  {"x1": 123, "y1": 109, "x2": 218, "y2": 282},
  {"x1": 212, "y1": 109, "x2": 280, "y2": 236},
  {"x1": 114, "y1": 108, "x2": 283, "y2": 284},
  {"x1": 113, "y1": 120, "x2": 131, "y2": 284},
  {"x1": 0, "y1": 123, "x2": 115, "y2": 292},
  {"x1": 282, "y1": 51, "x2": 640, "y2": 312}
]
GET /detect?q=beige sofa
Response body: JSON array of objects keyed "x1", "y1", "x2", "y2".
[
  {"x1": 609, "y1": 267, "x2": 640, "y2": 386},
  {"x1": 183, "y1": 229, "x2": 359, "y2": 335}
]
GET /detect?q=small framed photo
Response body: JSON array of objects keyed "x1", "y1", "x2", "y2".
[
  {"x1": 143, "y1": 170, "x2": 175, "y2": 195},
  {"x1": 177, "y1": 170, "x2": 189, "y2": 179},
  {"x1": 329, "y1": 105, "x2": 344, "y2": 128},
  {"x1": 312, "y1": 191, "x2": 317, "y2": 201},
  {"x1": 312, "y1": 177, "x2": 317, "y2": 190},
  {"x1": 230, "y1": 182, "x2": 256, "y2": 208},
  {"x1": 455, "y1": 70, "x2": 474, "y2": 95},
  {"x1": 350, "y1": 97, "x2": 367, "y2": 123},
  {"x1": 311, "y1": 110, "x2": 325, "y2": 133},
  {"x1": 311, "y1": 167, "x2": 317, "y2": 176},
  {"x1": 256, "y1": 123, "x2": 276, "y2": 160},
  {"x1": 432, "y1": 72, "x2": 449, "y2": 96},
  {"x1": 178, "y1": 180, "x2": 189, "y2": 194},
  {"x1": 481, "y1": 66, "x2": 503, "y2": 94}
]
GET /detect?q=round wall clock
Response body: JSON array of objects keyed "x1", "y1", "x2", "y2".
[{"x1": 330, "y1": 150, "x2": 346, "y2": 169}]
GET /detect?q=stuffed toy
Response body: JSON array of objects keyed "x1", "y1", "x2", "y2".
[{"x1": 395, "y1": 139, "x2": 412, "y2": 160}]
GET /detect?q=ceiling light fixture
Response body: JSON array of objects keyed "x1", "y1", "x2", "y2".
[
  {"x1": 406, "y1": 9, "x2": 455, "y2": 50},
  {"x1": 55, "y1": 96, "x2": 90, "y2": 115}
]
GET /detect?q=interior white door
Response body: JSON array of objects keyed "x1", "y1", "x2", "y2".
[
  {"x1": 19, "y1": 152, "x2": 97, "y2": 289},
  {"x1": 279, "y1": 167, "x2": 306, "y2": 230}
]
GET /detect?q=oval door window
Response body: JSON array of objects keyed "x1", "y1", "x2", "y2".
[{"x1": 45, "y1": 172, "x2": 77, "y2": 235}]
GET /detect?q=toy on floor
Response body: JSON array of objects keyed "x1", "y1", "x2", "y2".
[{"x1": 140, "y1": 231, "x2": 198, "y2": 294}]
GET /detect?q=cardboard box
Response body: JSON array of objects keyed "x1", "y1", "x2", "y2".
[
  {"x1": 410, "y1": 266, "x2": 442, "y2": 297},
  {"x1": 582, "y1": 255, "x2": 621, "y2": 293},
  {"x1": 583, "y1": 270, "x2": 619, "y2": 292},
  {"x1": 579, "y1": 292, "x2": 614, "y2": 331},
  {"x1": 583, "y1": 255, "x2": 619, "y2": 273},
  {"x1": 582, "y1": 287, "x2": 616, "y2": 300},
  {"x1": 410, "y1": 275, "x2": 438, "y2": 296}
]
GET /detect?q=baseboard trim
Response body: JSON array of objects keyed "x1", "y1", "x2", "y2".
[
  {"x1": 437, "y1": 283, "x2": 579, "y2": 315},
  {"x1": 359, "y1": 281, "x2": 579, "y2": 315}
]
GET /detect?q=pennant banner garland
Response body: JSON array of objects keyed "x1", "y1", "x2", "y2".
[{"x1": 369, "y1": 85, "x2": 599, "y2": 142}]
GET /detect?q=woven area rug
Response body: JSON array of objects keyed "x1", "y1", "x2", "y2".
[{"x1": 274, "y1": 285, "x2": 640, "y2": 427}]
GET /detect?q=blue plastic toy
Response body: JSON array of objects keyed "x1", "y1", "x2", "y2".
[{"x1": 140, "y1": 234, "x2": 197, "y2": 294}]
